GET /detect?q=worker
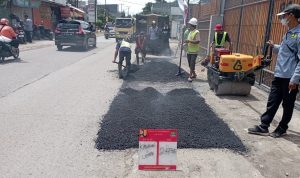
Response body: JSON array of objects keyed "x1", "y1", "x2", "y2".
[
  {"x1": 113, "y1": 37, "x2": 132, "y2": 78},
  {"x1": 211, "y1": 24, "x2": 232, "y2": 51},
  {"x1": 148, "y1": 21, "x2": 159, "y2": 54},
  {"x1": 184, "y1": 17, "x2": 200, "y2": 82},
  {"x1": 135, "y1": 31, "x2": 147, "y2": 65},
  {"x1": 161, "y1": 22, "x2": 170, "y2": 52},
  {"x1": 248, "y1": 4, "x2": 300, "y2": 138}
]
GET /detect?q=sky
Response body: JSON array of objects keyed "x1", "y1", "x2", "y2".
[{"x1": 97, "y1": 0, "x2": 174, "y2": 15}]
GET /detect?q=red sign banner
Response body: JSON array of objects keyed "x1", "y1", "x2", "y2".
[{"x1": 138, "y1": 129, "x2": 178, "y2": 171}]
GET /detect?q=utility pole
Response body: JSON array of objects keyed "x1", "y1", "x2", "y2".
[
  {"x1": 94, "y1": 0, "x2": 97, "y2": 24},
  {"x1": 120, "y1": 4, "x2": 123, "y2": 14},
  {"x1": 126, "y1": 6, "x2": 129, "y2": 17},
  {"x1": 105, "y1": 0, "x2": 107, "y2": 22}
]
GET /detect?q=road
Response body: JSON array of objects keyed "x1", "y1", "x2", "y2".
[{"x1": 0, "y1": 37, "x2": 299, "y2": 178}]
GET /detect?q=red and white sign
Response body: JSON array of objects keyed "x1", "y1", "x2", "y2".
[{"x1": 138, "y1": 129, "x2": 178, "y2": 171}]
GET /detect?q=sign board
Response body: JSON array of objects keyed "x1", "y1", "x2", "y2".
[
  {"x1": 88, "y1": 1, "x2": 96, "y2": 23},
  {"x1": 138, "y1": 129, "x2": 178, "y2": 171}
]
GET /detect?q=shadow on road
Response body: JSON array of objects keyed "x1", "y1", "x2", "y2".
[
  {"x1": 57, "y1": 46, "x2": 97, "y2": 52},
  {"x1": 0, "y1": 58, "x2": 26, "y2": 65},
  {"x1": 96, "y1": 60, "x2": 246, "y2": 152},
  {"x1": 283, "y1": 130, "x2": 300, "y2": 148}
]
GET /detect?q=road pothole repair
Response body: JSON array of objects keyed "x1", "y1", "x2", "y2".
[{"x1": 96, "y1": 59, "x2": 246, "y2": 152}]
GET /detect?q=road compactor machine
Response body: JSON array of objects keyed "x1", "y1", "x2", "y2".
[{"x1": 207, "y1": 46, "x2": 272, "y2": 96}]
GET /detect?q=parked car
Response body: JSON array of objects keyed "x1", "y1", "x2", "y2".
[{"x1": 54, "y1": 20, "x2": 97, "y2": 51}]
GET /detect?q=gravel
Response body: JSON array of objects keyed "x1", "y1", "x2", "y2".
[{"x1": 96, "y1": 60, "x2": 246, "y2": 152}]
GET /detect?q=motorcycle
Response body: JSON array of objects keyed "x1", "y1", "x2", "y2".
[
  {"x1": 14, "y1": 24, "x2": 26, "y2": 44},
  {"x1": 104, "y1": 28, "x2": 109, "y2": 39},
  {"x1": 0, "y1": 40, "x2": 20, "y2": 62}
]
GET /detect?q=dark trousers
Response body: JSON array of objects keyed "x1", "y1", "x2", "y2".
[
  {"x1": 25, "y1": 31, "x2": 32, "y2": 43},
  {"x1": 187, "y1": 54, "x2": 197, "y2": 71},
  {"x1": 119, "y1": 50, "x2": 131, "y2": 66},
  {"x1": 260, "y1": 77, "x2": 298, "y2": 131}
]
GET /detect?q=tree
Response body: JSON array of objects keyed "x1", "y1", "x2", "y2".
[
  {"x1": 142, "y1": 2, "x2": 153, "y2": 14},
  {"x1": 97, "y1": 8, "x2": 115, "y2": 28},
  {"x1": 155, "y1": 0, "x2": 167, "y2": 2}
]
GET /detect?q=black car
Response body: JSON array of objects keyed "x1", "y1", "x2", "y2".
[{"x1": 54, "y1": 20, "x2": 96, "y2": 51}]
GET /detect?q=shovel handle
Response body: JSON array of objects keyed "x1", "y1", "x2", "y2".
[{"x1": 113, "y1": 61, "x2": 126, "y2": 68}]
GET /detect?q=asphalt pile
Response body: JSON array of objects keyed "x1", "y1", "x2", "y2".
[
  {"x1": 127, "y1": 59, "x2": 187, "y2": 83},
  {"x1": 96, "y1": 60, "x2": 246, "y2": 152}
]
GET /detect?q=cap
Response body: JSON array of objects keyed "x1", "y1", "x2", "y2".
[{"x1": 277, "y1": 4, "x2": 300, "y2": 18}]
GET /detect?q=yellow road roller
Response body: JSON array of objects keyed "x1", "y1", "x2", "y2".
[{"x1": 206, "y1": 46, "x2": 272, "y2": 96}]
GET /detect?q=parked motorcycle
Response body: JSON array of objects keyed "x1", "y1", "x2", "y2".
[
  {"x1": 38, "y1": 25, "x2": 53, "y2": 40},
  {"x1": 13, "y1": 24, "x2": 26, "y2": 44},
  {"x1": 32, "y1": 25, "x2": 41, "y2": 40},
  {"x1": 0, "y1": 40, "x2": 20, "y2": 62}
]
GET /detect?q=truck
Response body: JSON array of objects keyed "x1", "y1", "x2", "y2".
[
  {"x1": 135, "y1": 14, "x2": 170, "y2": 55},
  {"x1": 114, "y1": 17, "x2": 135, "y2": 42}
]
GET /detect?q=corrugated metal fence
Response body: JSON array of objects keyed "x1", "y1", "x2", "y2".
[{"x1": 195, "y1": 0, "x2": 300, "y2": 89}]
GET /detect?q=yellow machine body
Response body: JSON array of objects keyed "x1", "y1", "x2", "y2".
[{"x1": 219, "y1": 53, "x2": 254, "y2": 73}]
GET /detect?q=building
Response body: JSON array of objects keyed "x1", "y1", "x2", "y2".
[
  {"x1": 97, "y1": 4, "x2": 118, "y2": 17},
  {"x1": 151, "y1": 1, "x2": 179, "y2": 16}
]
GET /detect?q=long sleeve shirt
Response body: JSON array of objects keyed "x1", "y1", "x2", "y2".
[
  {"x1": 273, "y1": 24, "x2": 300, "y2": 84},
  {"x1": 24, "y1": 18, "x2": 33, "y2": 31}
]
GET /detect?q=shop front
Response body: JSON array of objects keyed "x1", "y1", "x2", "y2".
[
  {"x1": 10, "y1": 0, "x2": 41, "y2": 21},
  {"x1": 32, "y1": 1, "x2": 52, "y2": 29}
]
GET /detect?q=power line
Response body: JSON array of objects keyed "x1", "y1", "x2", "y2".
[{"x1": 118, "y1": 0, "x2": 146, "y2": 6}]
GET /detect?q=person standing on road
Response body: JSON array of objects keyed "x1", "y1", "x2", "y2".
[
  {"x1": 162, "y1": 22, "x2": 171, "y2": 52},
  {"x1": 248, "y1": 4, "x2": 300, "y2": 138},
  {"x1": 135, "y1": 31, "x2": 147, "y2": 65},
  {"x1": 24, "y1": 15, "x2": 33, "y2": 43},
  {"x1": 184, "y1": 17, "x2": 200, "y2": 82},
  {"x1": 113, "y1": 38, "x2": 132, "y2": 78},
  {"x1": 148, "y1": 21, "x2": 159, "y2": 54}
]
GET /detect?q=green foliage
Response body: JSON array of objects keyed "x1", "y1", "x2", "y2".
[
  {"x1": 155, "y1": 0, "x2": 167, "y2": 2},
  {"x1": 97, "y1": 8, "x2": 115, "y2": 28},
  {"x1": 142, "y1": 2, "x2": 152, "y2": 14}
]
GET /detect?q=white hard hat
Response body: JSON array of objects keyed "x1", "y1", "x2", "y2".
[{"x1": 188, "y1": 18, "x2": 197, "y2": 26}]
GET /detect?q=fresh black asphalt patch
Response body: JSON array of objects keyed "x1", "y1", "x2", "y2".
[{"x1": 96, "y1": 60, "x2": 246, "y2": 152}]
